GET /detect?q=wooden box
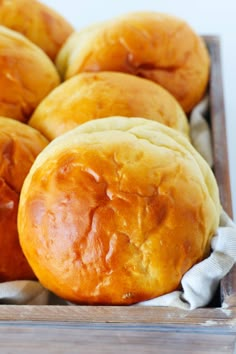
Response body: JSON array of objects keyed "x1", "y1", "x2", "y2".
[{"x1": 0, "y1": 36, "x2": 235, "y2": 353}]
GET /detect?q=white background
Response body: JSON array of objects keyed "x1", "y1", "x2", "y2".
[{"x1": 42, "y1": 0, "x2": 236, "y2": 219}]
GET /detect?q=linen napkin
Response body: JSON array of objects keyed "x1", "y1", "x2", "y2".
[
  {"x1": 0, "y1": 280, "x2": 48, "y2": 305},
  {"x1": 189, "y1": 95, "x2": 214, "y2": 167},
  {"x1": 136, "y1": 210, "x2": 236, "y2": 309}
]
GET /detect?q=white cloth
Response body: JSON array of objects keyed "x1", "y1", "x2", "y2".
[
  {"x1": 135, "y1": 210, "x2": 236, "y2": 309},
  {"x1": 0, "y1": 97, "x2": 235, "y2": 308},
  {"x1": 0, "y1": 280, "x2": 49, "y2": 305},
  {"x1": 189, "y1": 96, "x2": 214, "y2": 167}
]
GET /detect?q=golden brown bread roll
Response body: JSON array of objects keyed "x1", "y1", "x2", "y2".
[
  {"x1": 29, "y1": 71, "x2": 189, "y2": 140},
  {"x1": 0, "y1": 26, "x2": 60, "y2": 122},
  {"x1": 18, "y1": 117, "x2": 220, "y2": 304},
  {"x1": 0, "y1": 117, "x2": 48, "y2": 282},
  {"x1": 56, "y1": 12, "x2": 210, "y2": 113},
  {"x1": 0, "y1": 0, "x2": 74, "y2": 60}
]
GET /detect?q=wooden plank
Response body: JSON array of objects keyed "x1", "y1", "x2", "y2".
[
  {"x1": 0, "y1": 305, "x2": 236, "y2": 328},
  {"x1": 0, "y1": 326, "x2": 235, "y2": 354},
  {"x1": 203, "y1": 36, "x2": 236, "y2": 308},
  {"x1": 204, "y1": 35, "x2": 233, "y2": 218},
  {"x1": 0, "y1": 320, "x2": 235, "y2": 354},
  {"x1": 221, "y1": 264, "x2": 236, "y2": 308}
]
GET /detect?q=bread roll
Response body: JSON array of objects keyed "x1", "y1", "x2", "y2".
[
  {"x1": 0, "y1": 26, "x2": 60, "y2": 122},
  {"x1": 18, "y1": 117, "x2": 220, "y2": 304},
  {"x1": 0, "y1": 0, "x2": 74, "y2": 60},
  {"x1": 0, "y1": 117, "x2": 48, "y2": 282},
  {"x1": 29, "y1": 71, "x2": 189, "y2": 140},
  {"x1": 56, "y1": 12, "x2": 210, "y2": 113}
]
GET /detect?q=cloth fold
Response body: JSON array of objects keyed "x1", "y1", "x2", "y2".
[
  {"x1": 189, "y1": 95, "x2": 213, "y2": 167},
  {"x1": 0, "y1": 280, "x2": 49, "y2": 305},
  {"x1": 136, "y1": 211, "x2": 236, "y2": 309}
]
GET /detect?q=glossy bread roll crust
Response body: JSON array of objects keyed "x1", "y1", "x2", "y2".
[
  {"x1": 18, "y1": 117, "x2": 220, "y2": 304},
  {"x1": 29, "y1": 71, "x2": 189, "y2": 140},
  {"x1": 0, "y1": 26, "x2": 60, "y2": 122},
  {"x1": 56, "y1": 12, "x2": 210, "y2": 113},
  {"x1": 0, "y1": 0, "x2": 74, "y2": 60},
  {"x1": 0, "y1": 117, "x2": 48, "y2": 282}
]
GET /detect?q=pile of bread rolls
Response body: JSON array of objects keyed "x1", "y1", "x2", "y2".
[{"x1": 0, "y1": 0, "x2": 221, "y2": 305}]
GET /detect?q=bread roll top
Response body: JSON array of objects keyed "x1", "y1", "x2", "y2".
[
  {"x1": 18, "y1": 117, "x2": 220, "y2": 304},
  {"x1": 0, "y1": 0, "x2": 74, "y2": 60},
  {"x1": 56, "y1": 11, "x2": 210, "y2": 113},
  {"x1": 0, "y1": 26, "x2": 60, "y2": 122},
  {"x1": 29, "y1": 71, "x2": 189, "y2": 140},
  {"x1": 0, "y1": 117, "x2": 48, "y2": 281}
]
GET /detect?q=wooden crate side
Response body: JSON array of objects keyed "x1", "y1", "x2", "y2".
[
  {"x1": 204, "y1": 35, "x2": 233, "y2": 217},
  {"x1": 0, "y1": 305, "x2": 236, "y2": 328},
  {"x1": 0, "y1": 37, "x2": 235, "y2": 327},
  {"x1": 203, "y1": 36, "x2": 236, "y2": 308}
]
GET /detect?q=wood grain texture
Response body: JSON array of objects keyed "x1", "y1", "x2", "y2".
[
  {"x1": 221, "y1": 264, "x2": 236, "y2": 308},
  {"x1": 203, "y1": 36, "x2": 236, "y2": 308},
  {"x1": 0, "y1": 321, "x2": 235, "y2": 354},
  {"x1": 0, "y1": 305, "x2": 236, "y2": 327},
  {"x1": 204, "y1": 35, "x2": 233, "y2": 218}
]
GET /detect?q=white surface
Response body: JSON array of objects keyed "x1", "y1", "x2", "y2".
[{"x1": 42, "y1": 0, "x2": 236, "y2": 219}]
